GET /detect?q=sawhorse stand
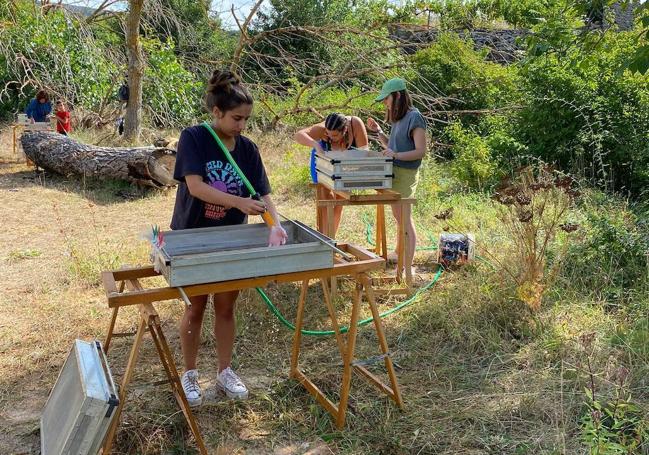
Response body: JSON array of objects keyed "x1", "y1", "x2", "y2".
[
  {"x1": 315, "y1": 183, "x2": 416, "y2": 294},
  {"x1": 100, "y1": 243, "x2": 403, "y2": 453},
  {"x1": 291, "y1": 273, "x2": 403, "y2": 428},
  {"x1": 101, "y1": 276, "x2": 207, "y2": 454}
]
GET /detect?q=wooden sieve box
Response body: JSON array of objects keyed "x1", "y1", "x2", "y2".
[
  {"x1": 151, "y1": 221, "x2": 334, "y2": 287},
  {"x1": 315, "y1": 148, "x2": 394, "y2": 191}
]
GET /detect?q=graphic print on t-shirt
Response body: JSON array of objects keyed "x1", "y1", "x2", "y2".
[{"x1": 204, "y1": 160, "x2": 244, "y2": 220}]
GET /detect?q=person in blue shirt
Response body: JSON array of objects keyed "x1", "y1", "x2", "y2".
[
  {"x1": 293, "y1": 113, "x2": 369, "y2": 236},
  {"x1": 25, "y1": 90, "x2": 52, "y2": 123}
]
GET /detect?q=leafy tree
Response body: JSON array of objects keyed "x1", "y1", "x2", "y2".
[
  {"x1": 142, "y1": 0, "x2": 235, "y2": 69},
  {"x1": 626, "y1": 2, "x2": 649, "y2": 74},
  {"x1": 0, "y1": 1, "x2": 119, "y2": 119},
  {"x1": 142, "y1": 37, "x2": 203, "y2": 126},
  {"x1": 516, "y1": 31, "x2": 649, "y2": 195}
]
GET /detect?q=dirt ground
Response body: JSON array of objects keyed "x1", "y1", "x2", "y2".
[{"x1": 0, "y1": 127, "x2": 406, "y2": 454}]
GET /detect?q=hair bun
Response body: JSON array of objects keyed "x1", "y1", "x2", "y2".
[
  {"x1": 208, "y1": 70, "x2": 240, "y2": 94},
  {"x1": 204, "y1": 69, "x2": 253, "y2": 113}
]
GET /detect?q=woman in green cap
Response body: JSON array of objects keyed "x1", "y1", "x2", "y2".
[{"x1": 366, "y1": 77, "x2": 427, "y2": 275}]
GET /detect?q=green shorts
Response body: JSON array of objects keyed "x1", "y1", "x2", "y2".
[{"x1": 391, "y1": 166, "x2": 420, "y2": 198}]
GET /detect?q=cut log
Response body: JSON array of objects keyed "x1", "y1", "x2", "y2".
[{"x1": 21, "y1": 131, "x2": 177, "y2": 187}]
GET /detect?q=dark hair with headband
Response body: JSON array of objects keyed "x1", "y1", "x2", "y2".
[
  {"x1": 205, "y1": 70, "x2": 253, "y2": 113},
  {"x1": 324, "y1": 112, "x2": 347, "y2": 131}
]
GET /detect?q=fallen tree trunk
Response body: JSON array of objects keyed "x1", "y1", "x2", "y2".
[{"x1": 21, "y1": 131, "x2": 177, "y2": 187}]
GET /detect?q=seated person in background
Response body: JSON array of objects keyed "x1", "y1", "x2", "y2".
[
  {"x1": 25, "y1": 90, "x2": 52, "y2": 123},
  {"x1": 54, "y1": 101, "x2": 71, "y2": 135},
  {"x1": 293, "y1": 113, "x2": 369, "y2": 236}
]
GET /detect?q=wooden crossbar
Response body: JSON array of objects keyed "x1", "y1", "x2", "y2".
[{"x1": 102, "y1": 244, "x2": 383, "y2": 308}]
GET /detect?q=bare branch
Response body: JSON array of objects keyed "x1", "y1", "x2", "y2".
[
  {"x1": 230, "y1": 0, "x2": 265, "y2": 73},
  {"x1": 85, "y1": 0, "x2": 121, "y2": 24}
]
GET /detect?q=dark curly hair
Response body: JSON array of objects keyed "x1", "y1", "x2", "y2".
[
  {"x1": 35, "y1": 89, "x2": 49, "y2": 103},
  {"x1": 205, "y1": 70, "x2": 253, "y2": 113}
]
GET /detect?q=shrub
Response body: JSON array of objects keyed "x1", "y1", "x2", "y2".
[
  {"x1": 445, "y1": 122, "x2": 498, "y2": 189},
  {"x1": 562, "y1": 194, "x2": 649, "y2": 304},
  {"x1": 491, "y1": 163, "x2": 580, "y2": 311},
  {"x1": 515, "y1": 32, "x2": 649, "y2": 196}
]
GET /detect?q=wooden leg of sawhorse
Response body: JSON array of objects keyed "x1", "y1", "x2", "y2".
[
  {"x1": 290, "y1": 279, "x2": 342, "y2": 418},
  {"x1": 357, "y1": 275, "x2": 404, "y2": 408},
  {"x1": 335, "y1": 278, "x2": 362, "y2": 428},
  {"x1": 102, "y1": 279, "x2": 207, "y2": 455},
  {"x1": 315, "y1": 184, "x2": 329, "y2": 233},
  {"x1": 290, "y1": 279, "x2": 310, "y2": 374},
  {"x1": 104, "y1": 281, "x2": 126, "y2": 354},
  {"x1": 148, "y1": 313, "x2": 208, "y2": 454},
  {"x1": 290, "y1": 273, "x2": 403, "y2": 429},
  {"x1": 321, "y1": 278, "x2": 347, "y2": 359},
  {"x1": 375, "y1": 204, "x2": 388, "y2": 260},
  {"x1": 324, "y1": 204, "x2": 338, "y2": 301},
  {"x1": 104, "y1": 307, "x2": 119, "y2": 354},
  {"x1": 291, "y1": 278, "x2": 361, "y2": 428},
  {"x1": 102, "y1": 313, "x2": 147, "y2": 454}
]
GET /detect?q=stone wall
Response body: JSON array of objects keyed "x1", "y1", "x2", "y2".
[
  {"x1": 389, "y1": 1, "x2": 639, "y2": 64},
  {"x1": 388, "y1": 26, "x2": 528, "y2": 63}
]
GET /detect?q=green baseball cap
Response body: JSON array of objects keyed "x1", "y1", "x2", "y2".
[{"x1": 375, "y1": 78, "x2": 407, "y2": 101}]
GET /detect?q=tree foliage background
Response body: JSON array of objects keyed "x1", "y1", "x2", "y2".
[{"x1": 0, "y1": 0, "x2": 647, "y2": 197}]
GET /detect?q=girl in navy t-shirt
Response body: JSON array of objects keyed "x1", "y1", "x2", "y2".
[{"x1": 172, "y1": 70, "x2": 287, "y2": 406}]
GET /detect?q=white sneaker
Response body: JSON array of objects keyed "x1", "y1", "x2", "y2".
[
  {"x1": 216, "y1": 367, "x2": 249, "y2": 400},
  {"x1": 181, "y1": 369, "x2": 203, "y2": 407}
]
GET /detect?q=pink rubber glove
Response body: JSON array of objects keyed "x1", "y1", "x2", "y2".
[{"x1": 268, "y1": 225, "x2": 288, "y2": 247}]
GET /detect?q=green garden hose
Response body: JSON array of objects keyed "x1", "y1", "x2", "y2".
[
  {"x1": 254, "y1": 211, "x2": 451, "y2": 336},
  {"x1": 255, "y1": 214, "x2": 493, "y2": 336}
]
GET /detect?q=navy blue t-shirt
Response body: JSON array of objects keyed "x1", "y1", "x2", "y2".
[{"x1": 170, "y1": 125, "x2": 271, "y2": 230}]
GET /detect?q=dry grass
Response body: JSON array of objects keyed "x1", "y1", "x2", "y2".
[{"x1": 0, "y1": 127, "x2": 647, "y2": 454}]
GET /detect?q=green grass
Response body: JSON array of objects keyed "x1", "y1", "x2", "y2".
[
  {"x1": 1, "y1": 130, "x2": 647, "y2": 454},
  {"x1": 7, "y1": 248, "x2": 41, "y2": 261}
]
